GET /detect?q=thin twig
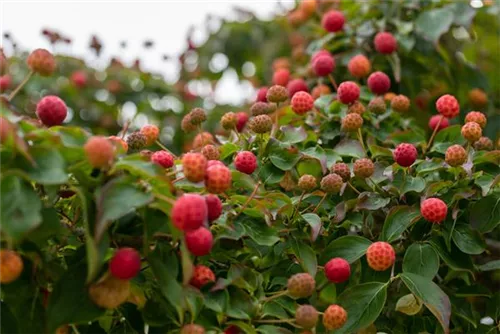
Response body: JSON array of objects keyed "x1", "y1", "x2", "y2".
[
  {"x1": 423, "y1": 115, "x2": 443, "y2": 154},
  {"x1": 8, "y1": 70, "x2": 33, "y2": 102}
]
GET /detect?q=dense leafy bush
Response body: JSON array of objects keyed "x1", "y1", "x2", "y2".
[{"x1": 1, "y1": 1, "x2": 499, "y2": 334}]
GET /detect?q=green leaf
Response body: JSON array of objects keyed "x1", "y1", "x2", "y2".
[
  {"x1": 291, "y1": 238, "x2": 317, "y2": 277},
  {"x1": 478, "y1": 260, "x2": 500, "y2": 272},
  {"x1": 336, "y1": 282, "x2": 387, "y2": 334},
  {"x1": 18, "y1": 147, "x2": 68, "y2": 185},
  {"x1": 356, "y1": 192, "x2": 391, "y2": 211},
  {"x1": 258, "y1": 161, "x2": 285, "y2": 185},
  {"x1": 381, "y1": 206, "x2": 421, "y2": 242},
  {"x1": 415, "y1": 7, "x2": 454, "y2": 43},
  {"x1": 47, "y1": 261, "x2": 105, "y2": 333},
  {"x1": 469, "y1": 195, "x2": 500, "y2": 233},
  {"x1": 334, "y1": 139, "x2": 365, "y2": 158},
  {"x1": 219, "y1": 142, "x2": 240, "y2": 160},
  {"x1": 111, "y1": 156, "x2": 161, "y2": 179},
  {"x1": 301, "y1": 213, "x2": 322, "y2": 241},
  {"x1": 321, "y1": 235, "x2": 372, "y2": 264},
  {"x1": 280, "y1": 126, "x2": 307, "y2": 144},
  {"x1": 403, "y1": 243, "x2": 440, "y2": 279},
  {"x1": 314, "y1": 94, "x2": 334, "y2": 110},
  {"x1": 319, "y1": 284, "x2": 337, "y2": 304},
  {"x1": 430, "y1": 237, "x2": 474, "y2": 273},
  {"x1": 95, "y1": 177, "x2": 153, "y2": 241},
  {"x1": 227, "y1": 287, "x2": 257, "y2": 320},
  {"x1": 0, "y1": 301, "x2": 18, "y2": 334},
  {"x1": 396, "y1": 294, "x2": 423, "y2": 315},
  {"x1": 474, "y1": 174, "x2": 497, "y2": 196},
  {"x1": 400, "y1": 273, "x2": 451, "y2": 333},
  {"x1": 0, "y1": 176, "x2": 42, "y2": 242},
  {"x1": 451, "y1": 223, "x2": 486, "y2": 255},
  {"x1": 25, "y1": 208, "x2": 63, "y2": 246}
]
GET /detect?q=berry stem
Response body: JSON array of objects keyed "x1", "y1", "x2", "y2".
[
  {"x1": 313, "y1": 193, "x2": 328, "y2": 213},
  {"x1": 357, "y1": 128, "x2": 367, "y2": 155},
  {"x1": 290, "y1": 191, "x2": 306, "y2": 221},
  {"x1": 7, "y1": 70, "x2": 33, "y2": 102},
  {"x1": 347, "y1": 181, "x2": 361, "y2": 195},
  {"x1": 253, "y1": 318, "x2": 295, "y2": 324},
  {"x1": 154, "y1": 193, "x2": 176, "y2": 205},
  {"x1": 328, "y1": 74, "x2": 338, "y2": 91},
  {"x1": 368, "y1": 178, "x2": 387, "y2": 194},
  {"x1": 155, "y1": 140, "x2": 177, "y2": 158},
  {"x1": 235, "y1": 181, "x2": 261, "y2": 218},
  {"x1": 313, "y1": 108, "x2": 329, "y2": 120},
  {"x1": 172, "y1": 176, "x2": 185, "y2": 183},
  {"x1": 120, "y1": 120, "x2": 130, "y2": 139},
  {"x1": 271, "y1": 102, "x2": 279, "y2": 138},
  {"x1": 424, "y1": 115, "x2": 443, "y2": 154},
  {"x1": 260, "y1": 290, "x2": 288, "y2": 303}
]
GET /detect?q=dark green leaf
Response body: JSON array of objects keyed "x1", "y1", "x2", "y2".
[
  {"x1": 321, "y1": 235, "x2": 372, "y2": 264},
  {"x1": 356, "y1": 192, "x2": 390, "y2": 211},
  {"x1": 469, "y1": 195, "x2": 500, "y2": 233},
  {"x1": 301, "y1": 213, "x2": 322, "y2": 241},
  {"x1": 403, "y1": 243, "x2": 440, "y2": 279},
  {"x1": 451, "y1": 223, "x2": 486, "y2": 255},
  {"x1": 334, "y1": 139, "x2": 365, "y2": 158},
  {"x1": 478, "y1": 260, "x2": 500, "y2": 272},
  {"x1": 280, "y1": 126, "x2": 307, "y2": 144},
  {"x1": 291, "y1": 238, "x2": 317, "y2": 276},
  {"x1": 19, "y1": 147, "x2": 68, "y2": 184},
  {"x1": 415, "y1": 7, "x2": 454, "y2": 43},
  {"x1": 381, "y1": 206, "x2": 421, "y2": 242}
]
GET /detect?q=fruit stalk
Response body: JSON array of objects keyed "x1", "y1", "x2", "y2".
[
  {"x1": 424, "y1": 115, "x2": 443, "y2": 154},
  {"x1": 7, "y1": 70, "x2": 33, "y2": 102}
]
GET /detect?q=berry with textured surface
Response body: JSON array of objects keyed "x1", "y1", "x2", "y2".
[
  {"x1": 374, "y1": 32, "x2": 397, "y2": 54},
  {"x1": 205, "y1": 194, "x2": 222, "y2": 221},
  {"x1": 323, "y1": 304, "x2": 348, "y2": 330},
  {"x1": 436, "y1": 94, "x2": 459, "y2": 118},
  {"x1": 185, "y1": 227, "x2": 213, "y2": 256},
  {"x1": 393, "y1": 143, "x2": 417, "y2": 167},
  {"x1": 421, "y1": 198, "x2": 448, "y2": 224},
  {"x1": 366, "y1": 241, "x2": 396, "y2": 271},
  {"x1": 182, "y1": 153, "x2": 207, "y2": 182},
  {"x1": 84, "y1": 136, "x2": 115, "y2": 168},
  {"x1": 171, "y1": 194, "x2": 207, "y2": 231},
  {"x1": 287, "y1": 273, "x2": 316, "y2": 298},
  {"x1": 348, "y1": 55, "x2": 371, "y2": 78},
  {"x1": 36, "y1": 95, "x2": 67, "y2": 126},
  {"x1": 367, "y1": 71, "x2": 391, "y2": 95},
  {"x1": 445, "y1": 144, "x2": 467, "y2": 167},
  {"x1": 234, "y1": 151, "x2": 257, "y2": 174},
  {"x1": 325, "y1": 257, "x2": 350, "y2": 283},
  {"x1": 321, "y1": 10, "x2": 345, "y2": 32},
  {"x1": 337, "y1": 81, "x2": 360, "y2": 104},
  {"x1": 190, "y1": 265, "x2": 215, "y2": 289},
  {"x1": 109, "y1": 248, "x2": 141, "y2": 280}
]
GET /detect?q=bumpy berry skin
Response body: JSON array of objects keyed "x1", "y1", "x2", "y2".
[
  {"x1": 287, "y1": 273, "x2": 316, "y2": 298},
  {"x1": 366, "y1": 242, "x2": 396, "y2": 271},
  {"x1": 205, "y1": 164, "x2": 232, "y2": 194},
  {"x1": 348, "y1": 101, "x2": 365, "y2": 114},
  {"x1": 368, "y1": 96, "x2": 386, "y2": 114},
  {"x1": 140, "y1": 125, "x2": 159, "y2": 146},
  {"x1": 337, "y1": 81, "x2": 360, "y2": 105},
  {"x1": 182, "y1": 153, "x2": 207, "y2": 182},
  {"x1": 342, "y1": 113, "x2": 363, "y2": 132},
  {"x1": 84, "y1": 136, "x2": 115, "y2": 168},
  {"x1": 0, "y1": 74, "x2": 11, "y2": 91},
  {"x1": 185, "y1": 227, "x2": 213, "y2": 256},
  {"x1": 201, "y1": 145, "x2": 220, "y2": 161},
  {"x1": 298, "y1": 174, "x2": 317, "y2": 192},
  {"x1": 89, "y1": 276, "x2": 130, "y2": 309},
  {"x1": 236, "y1": 112, "x2": 249, "y2": 132},
  {"x1": 421, "y1": 198, "x2": 448, "y2": 224},
  {"x1": 331, "y1": 162, "x2": 351, "y2": 182},
  {"x1": 348, "y1": 54, "x2": 371, "y2": 78},
  {"x1": 126, "y1": 132, "x2": 147, "y2": 151},
  {"x1": 384, "y1": 92, "x2": 396, "y2": 102},
  {"x1": 234, "y1": 151, "x2": 257, "y2": 174},
  {"x1": 256, "y1": 87, "x2": 268, "y2": 102},
  {"x1": 353, "y1": 158, "x2": 374, "y2": 178},
  {"x1": 321, "y1": 10, "x2": 345, "y2": 32},
  {"x1": 325, "y1": 258, "x2": 351, "y2": 283},
  {"x1": 428, "y1": 115, "x2": 449, "y2": 131},
  {"x1": 189, "y1": 108, "x2": 207, "y2": 125},
  {"x1": 468, "y1": 88, "x2": 487, "y2": 108},
  {"x1": 393, "y1": 143, "x2": 417, "y2": 167},
  {"x1": 205, "y1": 194, "x2": 222, "y2": 221},
  {"x1": 311, "y1": 84, "x2": 331, "y2": 99},
  {"x1": 311, "y1": 49, "x2": 331, "y2": 62},
  {"x1": 221, "y1": 112, "x2": 238, "y2": 130},
  {"x1": 474, "y1": 136, "x2": 493, "y2": 151},
  {"x1": 391, "y1": 95, "x2": 410, "y2": 112},
  {"x1": 323, "y1": 304, "x2": 348, "y2": 330},
  {"x1": 193, "y1": 132, "x2": 214, "y2": 149},
  {"x1": 436, "y1": 94, "x2": 459, "y2": 118},
  {"x1": 287, "y1": 79, "x2": 309, "y2": 98},
  {"x1": 291, "y1": 92, "x2": 314, "y2": 115},
  {"x1": 27, "y1": 49, "x2": 56, "y2": 76},
  {"x1": 36, "y1": 95, "x2": 67, "y2": 126},
  {"x1": 267, "y1": 85, "x2": 289, "y2": 103},
  {"x1": 295, "y1": 305, "x2": 319, "y2": 329},
  {"x1": 70, "y1": 71, "x2": 87, "y2": 88},
  {"x1": 190, "y1": 265, "x2": 216, "y2": 289},
  {"x1": 465, "y1": 111, "x2": 487, "y2": 128},
  {"x1": 374, "y1": 32, "x2": 397, "y2": 54},
  {"x1": 445, "y1": 144, "x2": 467, "y2": 167},
  {"x1": 272, "y1": 68, "x2": 290, "y2": 86},
  {"x1": 0, "y1": 250, "x2": 23, "y2": 284},
  {"x1": 172, "y1": 194, "x2": 207, "y2": 231},
  {"x1": 180, "y1": 324, "x2": 205, "y2": 334},
  {"x1": 312, "y1": 55, "x2": 335, "y2": 77},
  {"x1": 251, "y1": 102, "x2": 272, "y2": 116},
  {"x1": 181, "y1": 113, "x2": 197, "y2": 133},
  {"x1": 321, "y1": 173, "x2": 343, "y2": 194},
  {"x1": 109, "y1": 248, "x2": 141, "y2": 280},
  {"x1": 108, "y1": 136, "x2": 128, "y2": 152},
  {"x1": 151, "y1": 150, "x2": 174, "y2": 168},
  {"x1": 367, "y1": 71, "x2": 391, "y2": 95},
  {"x1": 461, "y1": 122, "x2": 482, "y2": 143}
]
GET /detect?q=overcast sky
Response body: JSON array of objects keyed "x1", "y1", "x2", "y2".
[{"x1": 2, "y1": 1, "x2": 295, "y2": 104}]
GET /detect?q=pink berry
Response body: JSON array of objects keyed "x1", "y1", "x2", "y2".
[
  {"x1": 312, "y1": 55, "x2": 335, "y2": 77},
  {"x1": 321, "y1": 10, "x2": 345, "y2": 32},
  {"x1": 172, "y1": 194, "x2": 207, "y2": 231},
  {"x1": 109, "y1": 248, "x2": 141, "y2": 280},
  {"x1": 428, "y1": 115, "x2": 449, "y2": 131},
  {"x1": 236, "y1": 112, "x2": 249, "y2": 132},
  {"x1": 151, "y1": 150, "x2": 174, "y2": 168},
  {"x1": 185, "y1": 227, "x2": 213, "y2": 256},
  {"x1": 291, "y1": 91, "x2": 314, "y2": 115},
  {"x1": 234, "y1": 151, "x2": 257, "y2": 174},
  {"x1": 272, "y1": 69, "x2": 290, "y2": 86},
  {"x1": 287, "y1": 78, "x2": 309, "y2": 98},
  {"x1": 367, "y1": 71, "x2": 391, "y2": 95},
  {"x1": 337, "y1": 81, "x2": 360, "y2": 104},
  {"x1": 0, "y1": 75, "x2": 11, "y2": 92},
  {"x1": 366, "y1": 242, "x2": 395, "y2": 271},
  {"x1": 393, "y1": 143, "x2": 417, "y2": 167},
  {"x1": 421, "y1": 198, "x2": 448, "y2": 224},
  {"x1": 71, "y1": 71, "x2": 87, "y2": 88},
  {"x1": 436, "y1": 94, "x2": 460, "y2": 118},
  {"x1": 256, "y1": 87, "x2": 268, "y2": 102},
  {"x1": 205, "y1": 194, "x2": 222, "y2": 221},
  {"x1": 374, "y1": 32, "x2": 397, "y2": 54},
  {"x1": 324, "y1": 258, "x2": 350, "y2": 283},
  {"x1": 36, "y1": 95, "x2": 67, "y2": 126}
]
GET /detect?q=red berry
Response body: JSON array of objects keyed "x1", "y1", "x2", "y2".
[
  {"x1": 190, "y1": 265, "x2": 215, "y2": 289},
  {"x1": 140, "y1": 124, "x2": 160, "y2": 146},
  {"x1": 366, "y1": 241, "x2": 395, "y2": 271},
  {"x1": 374, "y1": 32, "x2": 397, "y2": 54},
  {"x1": 323, "y1": 304, "x2": 348, "y2": 330},
  {"x1": 185, "y1": 227, "x2": 213, "y2": 256},
  {"x1": 172, "y1": 194, "x2": 207, "y2": 231},
  {"x1": 201, "y1": 144, "x2": 220, "y2": 161},
  {"x1": 27, "y1": 49, "x2": 56, "y2": 76},
  {"x1": 206, "y1": 160, "x2": 225, "y2": 169},
  {"x1": 436, "y1": 94, "x2": 459, "y2": 118},
  {"x1": 272, "y1": 69, "x2": 290, "y2": 86},
  {"x1": 205, "y1": 164, "x2": 232, "y2": 194},
  {"x1": 421, "y1": 198, "x2": 448, "y2": 224},
  {"x1": 205, "y1": 194, "x2": 222, "y2": 221},
  {"x1": 151, "y1": 150, "x2": 174, "y2": 168},
  {"x1": 337, "y1": 81, "x2": 360, "y2": 104},
  {"x1": 182, "y1": 153, "x2": 207, "y2": 183},
  {"x1": 465, "y1": 111, "x2": 487, "y2": 128},
  {"x1": 347, "y1": 55, "x2": 371, "y2": 78},
  {"x1": 320, "y1": 173, "x2": 343, "y2": 194},
  {"x1": 311, "y1": 49, "x2": 331, "y2": 62},
  {"x1": 428, "y1": 115, "x2": 449, "y2": 131},
  {"x1": 291, "y1": 91, "x2": 314, "y2": 115},
  {"x1": 287, "y1": 78, "x2": 309, "y2": 98},
  {"x1": 70, "y1": 71, "x2": 87, "y2": 88},
  {"x1": 321, "y1": 10, "x2": 345, "y2": 32},
  {"x1": 36, "y1": 95, "x2": 67, "y2": 126},
  {"x1": 256, "y1": 87, "x2": 268, "y2": 102},
  {"x1": 312, "y1": 55, "x2": 335, "y2": 77},
  {"x1": 0, "y1": 74, "x2": 11, "y2": 92},
  {"x1": 109, "y1": 248, "x2": 141, "y2": 280},
  {"x1": 324, "y1": 258, "x2": 350, "y2": 283},
  {"x1": 393, "y1": 143, "x2": 417, "y2": 167},
  {"x1": 0, "y1": 250, "x2": 23, "y2": 284},
  {"x1": 234, "y1": 151, "x2": 257, "y2": 174},
  {"x1": 236, "y1": 112, "x2": 249, "y2": 132},
  {"x1": 367, "y1": 71, "x2": 391, "y2": 95},
  {"x1": 445, "y1": 144, "x2": 467, "y2": 167},
  {"x1": 84, "y1": 136, "x2": 115, "y2": 168}
]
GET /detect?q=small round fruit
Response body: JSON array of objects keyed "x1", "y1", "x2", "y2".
[
  {"x1": 468, "y1": 88, "x2": 487, "y2": 108},
  {"x1": 272, "y1": 68, "x2": 290, "y2": 86},
  {"x1": 341, "y1": 113, "x2": 363, "y2": 132},
  {"x1": 193, "y1": 132, "x2": 214, "y2": 149},
  {"x1": 320, "y1": 173, "x2": 343, "y2": 194},
  {"x1": 0, "y1": 250, "x2": 23, "y2": 284},
  {"x1": 420, "y1": 198, "x2": 448, "y2": 224},
  {"x1": 185, "y1": 227, "x2": 213, "y2": 256},
  {"x1": 474, "y1": 136, "x2": 493, "y2": 151},
  {"x1": 295, "y1": 305, "x2": 319, "y2": 329},
  {"x1": 368, "y1": 96, "x2": 386, "y2": 114},
  {"x1": 109, "y1": 248, "x2": 141, "y2": 280},
  {"x1": 221, "y1": 112, "x2": 238, "y2": 130},
  {"x1": 324, "y1": 257, "x2": 350, "y2": 283},
  {"x1": 249, "y1": 115, "x2": 273, "y2": 133},
  {"x1": 151, "y1": 150, "x2": 174, "y2": 168},
  {"x1": 436, "y1": 94, "x2": 459, "y2": 118},
  {"x1": 84, "y1": 136, "x2": 115, "y2": 168},
  {"x1": 205, "y1": 164, "x2": 232, "y2": 194},
  {"x1": 182, "y1": 153, "x2": 207, "y2": 183},
  {"x1": 70, "y1": 71, "x2": 87, "y2": 88},
  {"x1": 465, "y1": 111, "x2": 487, "y2": 128},
  {"x1": 291, "y1": 91, "x2": 314, "y2": 115},
  {"x1": 126, "y1": 132, "x2": 147, "y2": 151},
  {"x1": 331, "y1": 162, "x2": 351, "y2": 182},
  {"x1": 234, "y1": 151, "x2": 257, "y2": 174},
  {"x1": 140, "y1": 125, "x2": 159, "y2": 146},
  {"x1": 298, "y1": 174, "x2": 317, "y2": 192},
  {"x1": 393, "y1": 143, "x2": 417, "y2": 167},
  {"x1": 347, "y1": 54, "x2": 371, "y2": 78},
  {"x1": 27, "y1": 48, "x2": 56, "y2": 76},
  {"x1": 189, "y1": 108, "x2": 207, "y2": 125},
  {"x1": 171, "y1": 194, "x2": 208, "y2": 231},
  {"x1": 266, "y1": 85, "x2": 289, "y2": 103},
  {"x1": 461, "y1": 122, "x2": 482, "y2": 143},
  {"x1": 348, "y1": 101, "x2": 365, "y2": 115},
  {"x1": 445, "y1": 144, "x2": 467, "y2": 167},
  {"x1": 88, "y1": 276, "x2": 130, "y2": 309},
  {"x1": 287, "y1": 273, "x2": 316, "y2": 298},
  {"x1": 0, "y1": 74, "x2": 12, "y2": 91},
  {"x1": 323, "y1": 304, "x2": 348, "y2": 330},
  {"x1": 250, "y1": 102, "x2": 272, "y2": 116},
  {"x1": 108, "y1": 136, "x2": 128, "y2": 153},
  {"x1": 190, "y1": 265, "x2": 215, "y2": 289},
  {"x1": 428, "y1": 115, "x2": 449, "y2": 131},
  {"x1": 367, "y1": 71, "x2": 391, "y2": 95},
  {"x1": 256, "y1": 87, "x2": 268, "y2": 102},
  {"x1": 321, "y1": 10, "x2": 345, "y2": 32},
  {"x1": 236, "y1": 112, "x2": 249, "y2": 132},
  {"x1": 312, "y1": 55, "x2": 335, "y2": 77},
  {"x1": 391, "y1": 95, "x2": 410, "y2": 112},
  {"x1": 337, "y1": 81, "x2": 360, "y2": 104},
  {"x1": 287, "y1": 79, "x2": 308, "y2": 98},
  {"x1": 374, "y1": 32, "x2": 397, "y2": 54},
  {"x1": 180, "y1": 324, "x2": 205, "y2": 334},
  {"x1": 36, "y1": 95, "x2": 67, "y2": 126},
  {"x1": 311, "y1": 84, "x2": 331, "y2": 99},
  {"x1": 205, "y1": 194, "x2": 222, "y2": 221},
  {"x1": 353, "y1": 158, "x2": 374, "y2": 178},
  {"x1": 366, "y1": 242, "x2": 396, "y2": 271}
]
